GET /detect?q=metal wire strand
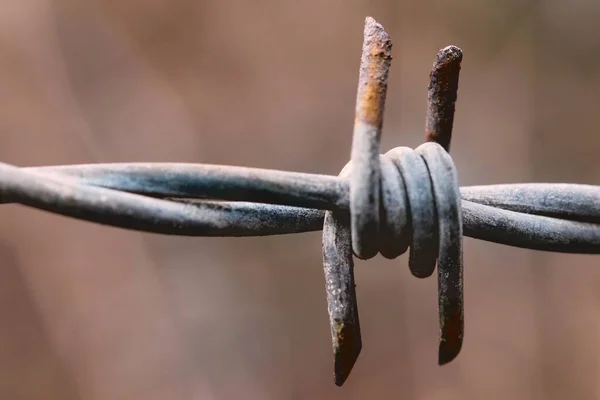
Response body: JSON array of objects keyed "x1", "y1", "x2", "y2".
[
  {"x1": 416, "y1": 143, "x2": 463, "y2": 365},
  {"x1": 8, "y1": 163, "x2": 600, "y2": 247},
  {"x1": 1, "y1": 16, "x2": 600, "y2": 388},
  {"x1": 322, "y1": 164, "x2": 362, "y2": 387}
]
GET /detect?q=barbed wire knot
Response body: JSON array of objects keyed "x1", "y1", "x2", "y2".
[{"x1": 1, "y1": 16, "x2": 599, "y2": 387}]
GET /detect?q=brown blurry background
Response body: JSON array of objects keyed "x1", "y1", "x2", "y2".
[{"x1": 0, "y1": 1, "x2": 599, "y2": 399}]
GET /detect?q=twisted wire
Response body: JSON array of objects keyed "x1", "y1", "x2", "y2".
[
  {"x1": 4, "y1": 162, "x2": 598, "y2": 246},
  {"x1": 2, "y1": 17, "x2": 600, "y2": 387}
]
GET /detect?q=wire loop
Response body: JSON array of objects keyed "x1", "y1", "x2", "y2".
[{"x1": 1, "y1": 16, "x2": 599, "y2": 388}]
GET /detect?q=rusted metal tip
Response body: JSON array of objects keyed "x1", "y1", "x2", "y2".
[
  {"x1": 363, "y1": 16, "x2": 389, "y2": 41},
  {"x1": 349, "y1": 17, "x2": 392, "y2": 259},
  {"x1": 436, "y1": 45, "x2": 463, "y2": 66},
  {"x1": 322, "y1": 205, "x2": 362, "y2": 387},
  {"x1": 355, "y1": 17, "x2": 393, "y2": 128},
  {"x1": 438, "y1": 308, "x2": 464, "y2": 365},
  {"x1": 425, "y1": 45, "x2": 463, "y2": 152},
  {"x1": 438, "y1": 335, "x2": 463, "y2": 366},
  {"x1": 333, "y1": 322, "x2": 363, "y2": 386}
]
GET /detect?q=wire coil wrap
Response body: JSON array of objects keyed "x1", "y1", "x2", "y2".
[
  {"x1": 2, "y1": 162, "x2": 599, "y2": 246},
  {"x1": 1, "y1": 151, "x2": 600, "y2": 387},
  {"x1": 2, "y1": 16, "x2": 600, "y2": 388},
  {"x1": 323, "y1": 142, "x2": 464, "y2": 385}
]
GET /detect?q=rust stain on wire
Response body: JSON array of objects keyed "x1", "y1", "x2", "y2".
[
  {"x1": 350, "y1": 17, "x2": 393, "y2": 261},
  {"x1": 355, "y1": 16, "x2": 392, "y2": 127},
  {"x1": 426, "y1": 45, "x2": 463, "y2": 152},
  {"x1": 1, "y1": 17, "x2": 600, "y2": 388},
  {"x1": 423, "y1": 46, "x2": 465, "y2": 365}
]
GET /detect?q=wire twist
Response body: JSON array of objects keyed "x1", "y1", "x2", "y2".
[
  {"x1": 324, "y1": 142, "x2": 464, "y2": 385},
  {"x1": 1, "y1": 17, "x2": 599, "y2": 387}
]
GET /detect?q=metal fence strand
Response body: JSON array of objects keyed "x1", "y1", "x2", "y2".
[
  {"x1": 0, "y1": 162, "x2": 324, "y2": 236},
  {"x1": 462, "y1": 201, "x2": 600, "y2": 253},
  {"x1": 461, "y1": 184, "x2": 600, "y2": 223},
  {"x1": 20, "y1": 163, "x2": 345, "y2": 210},
  {"x1": 2, "y1": 16, "x2": 599, "y2": 387},
  {"x1": 4, "y1": 164, "x2": 599, "y2": 248}
]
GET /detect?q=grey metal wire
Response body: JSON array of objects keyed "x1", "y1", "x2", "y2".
[
  {"x1": 6, "y1": 162, "x2": 600, "y2": 251},
  {"x1": 3, "y1": 16, "x2": 599, "y2": 388}
]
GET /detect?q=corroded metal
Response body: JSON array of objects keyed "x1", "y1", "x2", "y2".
[
  {"x1": 425, "y1": 45, "x2": 463, "y2": 151},
  {"x1": 416, "y1": 143, "x2": 463, "y2": 365},
  {"x1": 350, "y1": 17, "x2": 392, "y2": 260},
  {"x1": 0, "y1": 16, "x2": 599, "y2": 388},
  {"x1": 322, "y1": 166, "x2": 362, "y2": 386}
]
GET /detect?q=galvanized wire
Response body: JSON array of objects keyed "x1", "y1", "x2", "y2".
[
  {"x1": 7, "y1": 163, "x2": 600, "y2": 250},
  {"x1": 2, "y1": 16, "x2": 599, "y2": 388}
]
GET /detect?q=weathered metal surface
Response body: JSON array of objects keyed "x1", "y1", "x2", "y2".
[
  {"x1": 350, "y1": 17, "x2": 392, "y2": 260},
  {"x1": 425, "y1": 45, "x2": 463, "y2": 152},
  {"x1": 0, "y1": 16, "x2": 598, "y2": 388}
]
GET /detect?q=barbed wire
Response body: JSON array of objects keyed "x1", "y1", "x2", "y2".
[{"x1": 3, "y1": 17, "x2": 600, "y2": 387}]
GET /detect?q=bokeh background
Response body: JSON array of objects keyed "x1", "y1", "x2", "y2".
[{"x1": 0, "y1": 1, "x2": 599, "y2": 399}]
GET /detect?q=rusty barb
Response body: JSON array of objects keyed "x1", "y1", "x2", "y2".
[{"x1": 1, "y1": 17, "x2": 600, "y2": 387}]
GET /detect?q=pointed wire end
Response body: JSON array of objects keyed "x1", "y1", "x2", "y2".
[
  {"x1": 435, "y1": 45, "x2": 463, "y2": 67},
  {"x1": 364, "y1": 16, "x2": 390, "y2": 41},
  {"x1": 355, "y1": 16, "x2": 392, "y2": 128},
  {"x1": 437, "y1": 303, "x2": 464, "y2": 366},
  {"x1": 333, "y1": 322, "x2": 362, "y2": 387},
  {"x1": 437, "y1": 335, "x2": 463, "y2": 366},
  {"x1": 426, "y1": 45, "x2": 463, "y2": 152}
]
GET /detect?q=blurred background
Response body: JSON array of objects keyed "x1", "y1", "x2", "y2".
[{"x1": 0, "y1": 0, "x2": 599, "y2": 399}]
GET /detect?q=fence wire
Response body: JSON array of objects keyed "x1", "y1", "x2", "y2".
[{"x1": 2, "y1": 17, "x2": 599, "y2": 387}]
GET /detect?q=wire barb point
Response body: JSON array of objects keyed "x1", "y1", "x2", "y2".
[
  {"x1": 2, "y1": 17, "x2": 600, "y2": 390},
  {"x1": 322, "y1": 166, "x2": 362, "y2": 387},
  {"x1": 426, "y1": 45, "x2": 463, "y2": 152},
  {"x1": 350, "y1": 16, "x2": 393, "y2": 260},
  {"x1": 333, "y1": 320, "x2": 362, "y2": 386},
  {"x1": 438, "y1": 334, "x2": 463, "y2": 366}
]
